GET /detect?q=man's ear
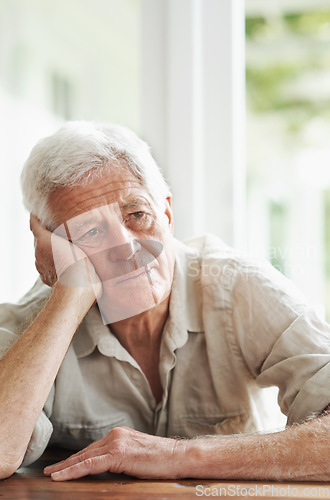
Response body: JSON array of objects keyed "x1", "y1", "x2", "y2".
[{"x1": 164, "y1": 196, "x2": 174, "y2": 233}]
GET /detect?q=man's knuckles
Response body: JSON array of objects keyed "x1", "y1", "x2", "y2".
[{"x1": 35, "y1": 246, "x2": 50, "y2": 264}]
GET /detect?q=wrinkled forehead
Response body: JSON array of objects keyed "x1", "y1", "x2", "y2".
[{"x1": 47, "y1": 168, "x2": 153, "y2": 229}]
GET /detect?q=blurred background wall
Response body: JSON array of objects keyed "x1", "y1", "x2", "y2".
[
  {"x1": 1, "y1": 0, "x2": 330, "y2": 327},
  {"x1": 0, "y1": 0, "x2": 141, "y2": 302}
]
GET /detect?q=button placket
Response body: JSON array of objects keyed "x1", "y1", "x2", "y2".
[{"x1": 154, "y1": 352, "x2": 177, "y2": 435}]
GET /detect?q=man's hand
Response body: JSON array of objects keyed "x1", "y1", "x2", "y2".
[
  {"x1": 30, "y1": 215, "x2": 57, "y2": 286},
  {"x1": 30, "y1": 215, "x2": 102, "y2": 297},
  {"x1": 44, "y1": 427, "x2": 186, "y2": 481}
]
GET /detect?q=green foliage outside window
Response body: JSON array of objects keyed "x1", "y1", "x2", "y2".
[{"x1": 246, "y1": 7, "x2": 330, "y2": 315}]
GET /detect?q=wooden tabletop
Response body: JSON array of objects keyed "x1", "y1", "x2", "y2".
[{"x1": 2, "y1": 448, "x2": 330, "y2": 499}]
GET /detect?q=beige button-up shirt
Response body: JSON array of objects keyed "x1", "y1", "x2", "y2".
[{"x1": 1, "y1": 234, "x2": 330, "y2": 467}]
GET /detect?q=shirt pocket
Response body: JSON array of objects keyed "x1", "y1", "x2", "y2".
[
  {"x1": 177, "y1": 411, "x2": 256, "y2": 438},
  {"x1": 51, "y1": 416, "x2": 127, "y2": 450}
]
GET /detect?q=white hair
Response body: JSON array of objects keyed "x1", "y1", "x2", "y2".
[{"x1": 21, "y1": 121, "x2": 170, "y2": 226}]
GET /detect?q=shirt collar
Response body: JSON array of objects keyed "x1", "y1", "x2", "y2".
[
  {"x1": 72, "y1": 305, "x2": 107, "y2": 358},
  {"x1": 73, "y1": 237, "x2": 204, "y2": 359}
]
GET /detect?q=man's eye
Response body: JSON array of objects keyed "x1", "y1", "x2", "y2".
[
  {"x1": 76, "y1": 228, "x2": 102, "y2": 244},
  {"x1": 127, "y1": 212, "x2": 147, "y2": 223},
  {"x1": 79, "y1": 228, "x2": 99, "y2": 239},
  {"x1": 125, "y1": 211, "x2": 152, "y2": 228},
  {"x1": 86, "y1": 228, "x2": 99, "y2": 237}
]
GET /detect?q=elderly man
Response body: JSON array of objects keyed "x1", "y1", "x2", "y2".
[{"x1": 1, "y1": 122, "x2": 330, "y2": 481}]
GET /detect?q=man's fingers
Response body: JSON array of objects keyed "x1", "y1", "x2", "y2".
[
  {"x1": 29, "y1": 214, "x2": 38, "y2": 232},
  {"x1": 50, "y1": 455, "x2": 111, "y2": 481},
  {"x1": 44, "y1": 453, "x2": 91, "y2": 475},
  {"x1": 44, "y1": 445, "x2": 106, "y2": 475},
  {"x1": 30, "y1": 213, "x2": 101, "y2": 294},
  {"x1": 30, "y1": 214, "x2": 48, "y2": 237}
]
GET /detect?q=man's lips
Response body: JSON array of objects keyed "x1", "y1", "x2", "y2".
[{"x1": 116, "y1": 266, "x2": 154, "y2": 285}]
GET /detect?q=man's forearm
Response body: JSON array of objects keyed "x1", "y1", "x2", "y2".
[
  {"x1": 0, "y1": 282, "x2": 94, "y2": 478},
  {"x1": 181, "y1": 413, "x2": 330, "y2": 481}
]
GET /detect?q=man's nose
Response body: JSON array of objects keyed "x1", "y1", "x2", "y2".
[
  {"x1": 108, "y1": 239, "x2": 141, "y2": 262},
  {"x1": 104, "y1": 213, "x2": 140, "y2": 262}
]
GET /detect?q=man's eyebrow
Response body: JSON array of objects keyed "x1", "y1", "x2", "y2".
[
  {"x1": 69, "y1": 214, "x2": 100, "y2": 234},
  {"x1": 119, "y1": 197, "x2": 152, "y2": 211}
]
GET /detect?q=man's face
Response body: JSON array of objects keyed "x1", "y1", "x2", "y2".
[{"x1": 48, "y1": 166, "x2": 175, "y2": 324}]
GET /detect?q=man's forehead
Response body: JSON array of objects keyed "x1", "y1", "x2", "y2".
[
  {"x1": 52, "y1": 178, "x2": 144, "y2": 203},
  {"x1": 49, "y1": 174, "x2": 152, "y2": 227},
  {"x1": 66, "y1": 202, "x2": 120, "y2": 229}
]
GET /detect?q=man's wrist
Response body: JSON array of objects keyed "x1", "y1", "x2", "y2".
[
  {"x1": 51, "y1": 281, "x2": 97, "y2": 317},
  {"x1": 172, "y1": 437, "x2": 214, "y2": 478}
]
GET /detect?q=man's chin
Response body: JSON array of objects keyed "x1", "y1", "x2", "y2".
[
  {"x1": 98, "y1": 298, "x2": 155, "y2": 325},
  {"x1": 96, "y1": 281, "x2": 170, "y2": 325}
]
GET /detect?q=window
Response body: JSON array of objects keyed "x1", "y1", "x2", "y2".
[{"x1": 246, "y1": 1, "x2": 330, "y2": 319}]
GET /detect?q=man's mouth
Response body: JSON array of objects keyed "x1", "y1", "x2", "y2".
[{"x1": 116, "y1": 266, "x2": 154, "y2": 285}]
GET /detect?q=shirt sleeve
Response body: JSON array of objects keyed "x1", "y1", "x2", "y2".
[
  {"x1": 0, "y1": 328, "x2": 20, "y2": 358},
  {"x1": 19, "y1": 411, "x2": 54, "y2": 468},
  {"x1": 229, "y1": 258, "x2": 330, "y2": 424}
]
